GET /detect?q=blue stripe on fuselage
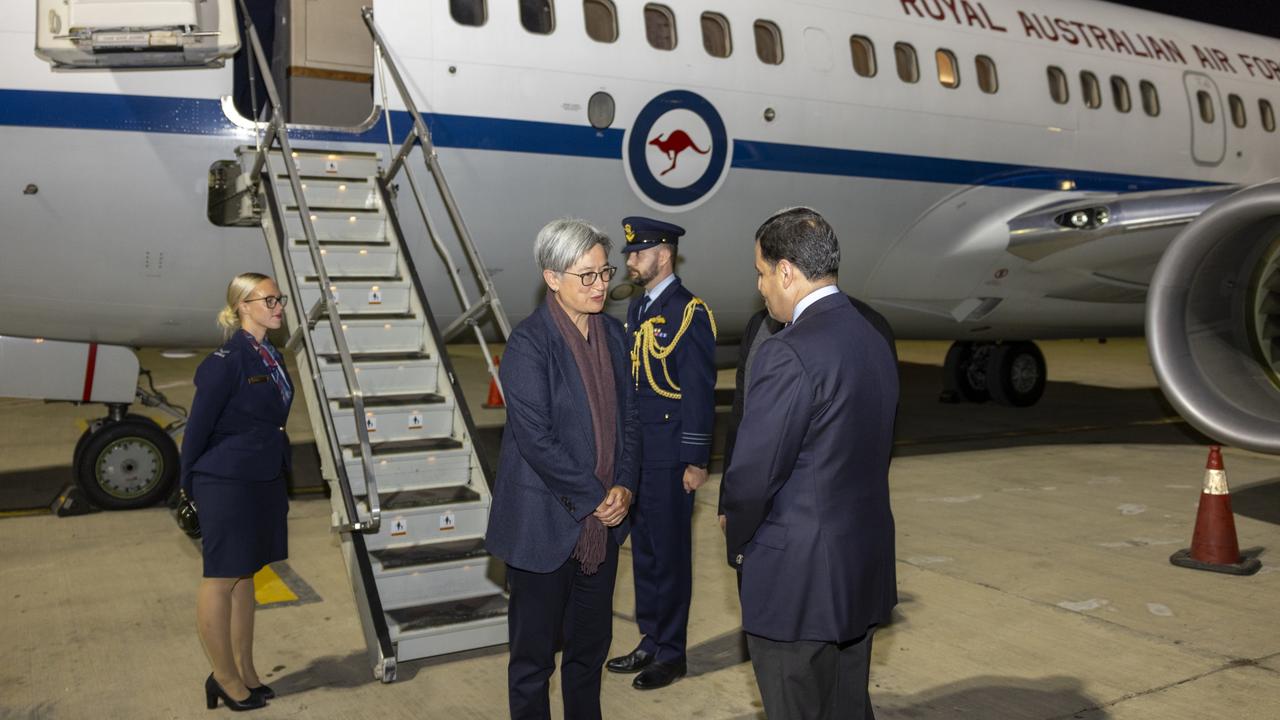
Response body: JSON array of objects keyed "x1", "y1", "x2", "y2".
[{"x1": 0, "y1": 88, "x2": 1217, "y2": 193}]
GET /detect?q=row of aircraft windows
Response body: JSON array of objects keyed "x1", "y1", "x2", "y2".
[
  {"x1": 453, "y1": 1, "x2": 1280, "y2": 133},
  {"x1": 452, "y1": 0, "x2": 787, "y2": 64},
  {"x1": 1046, "y1": 67, "x2": 1277, "y2": 132}
]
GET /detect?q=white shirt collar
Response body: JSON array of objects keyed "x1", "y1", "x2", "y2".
[
  {"x1": 792, "y1": 285, "x2": 841, "y2": 323},
  {"x1": 644, "y1": 273, "x2": 677, "y2": 305}
]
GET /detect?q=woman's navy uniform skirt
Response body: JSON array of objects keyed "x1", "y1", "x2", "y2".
[{"x1": 192, "y1": 474, "x2": 289, "y2": 578}]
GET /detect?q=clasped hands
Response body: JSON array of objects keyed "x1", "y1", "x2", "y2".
[{"x1": 593, "y1": 486, "x2": 633, "y2": 527}]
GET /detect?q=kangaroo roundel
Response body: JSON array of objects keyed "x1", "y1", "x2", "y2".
[{"x1": 624, "y1": 91, "x2": 731, "y2": 212}]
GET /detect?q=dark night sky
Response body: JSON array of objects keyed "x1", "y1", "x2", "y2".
[{"x1": 1105, "y1": 1, "x2": 1280, "y2": 40}]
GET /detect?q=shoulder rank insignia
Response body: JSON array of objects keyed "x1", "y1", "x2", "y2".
[{"x1": 212, "y1": 349, "x2": 230, "y2": 358}]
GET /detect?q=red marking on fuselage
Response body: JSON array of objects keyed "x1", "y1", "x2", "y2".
[{"x1": 648, "y1": 130, "x2": 709, "y2": 176}]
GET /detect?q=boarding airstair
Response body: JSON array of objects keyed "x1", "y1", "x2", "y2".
[{"x1": 223, "y1": 3, "x2": 511, "y2": 682}]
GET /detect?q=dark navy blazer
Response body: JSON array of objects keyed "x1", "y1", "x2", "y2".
[
  {"x1": 625, "y1": 276, "x2": 716, "y2": 467},
  {"x1": 722, "y1": 292, "x2": 899, "y2": 644},
  {"x1": 180, "y1": 331, "x2": 293, "y2": 494},
  {"x1": 486, "y1": 300, "x2": 641, "y2": 574}
]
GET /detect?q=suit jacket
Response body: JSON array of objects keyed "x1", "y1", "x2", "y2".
[
  {"x1": 625, "y1": 275, "x2": 716, "y2": 467},
  {"x1": 722, "y1": 292, "x2": 899, "y2": 643},
  {"x1": 180, "y1": 331, "x2": 293, "y2": 493},
  {"x1": 720, "y1": 296, "x2": 897, "y2": 512},
  {"x1": 486, "y1": 300, "x2": 641, "y2": 573}
]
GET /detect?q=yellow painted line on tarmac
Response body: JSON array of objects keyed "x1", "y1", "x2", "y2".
[
  {"x1": 254, "y1": 565, "x2": 299, "y2": 605},
  {"x1": 0, "y1": 508, "x2": 50, "y2": 519}
]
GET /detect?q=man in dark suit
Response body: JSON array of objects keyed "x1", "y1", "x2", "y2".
[
  {"x1": 722, "y1": 207, "x2": 899, "y2": 719},
  {"x1": 605, "y1": 216, "x2": 716, "y2": 690}
]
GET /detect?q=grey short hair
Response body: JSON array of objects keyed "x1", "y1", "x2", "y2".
[
  {"x1": 535, "y1": 218, "x2": 612, "y2": 273},
  {"x1": 755, "y1": 206, "x2": 840, "y2": 280}
]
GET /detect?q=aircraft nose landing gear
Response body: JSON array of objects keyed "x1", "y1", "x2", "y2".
[
  {"x1": 941, "y1": 341, "x2": 1046, "y2": 407},
  {"x1": 73, "y1": 409, "x2": 179, "y2": 510},
  {"x1": 70, "y1": 371, "x2": 188, "y2": 511}
]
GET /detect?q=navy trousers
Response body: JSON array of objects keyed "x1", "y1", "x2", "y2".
[
  {"x1": 507, "y1": 540, "x2": 619, "y2": 720},
  {"x1": 630, "y1": 464, "x2": 694, "y2": 663}
]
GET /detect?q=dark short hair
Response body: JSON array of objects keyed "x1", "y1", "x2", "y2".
[{"x1": 754, "y1": 207, "x2": 840, "y2": 280}]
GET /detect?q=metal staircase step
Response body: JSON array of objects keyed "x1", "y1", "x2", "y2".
[
  {"x1": 336, "y1": 393, "x2": 447, "y2": 409},
  {"x1": 343, "y1": 444, "x2": 471, "y2": 496},
  {"x1": 270, "y1": 148, "x2": 380, "y2": 178},
  {"x1": 285, "y1": 210, "x2": 386, "y2": 242},
  {"x1": 313, "y1": 317, "x2": 423, "y2": 355},
  {"x1": 333, "y1": 396, "x2": 453, "y2": 445},
  {"x1": 362, "y1": 492, "x2": 489, "y2": 549},
  {"x1": 300, "y1": 279, "x2": 412, "y2": 315},
  {"x1": 387, "y1": 593, "x2": 509, "y2": 634},
  {"x1": 364, "y1": 485, "x2": 482, "y2": 511},
  {"x1": 370, "y1": 537, "x2": 488, "y2": 570},
  {"x1": 290, "y1": 244, "x2": 398, "y2": 278},
  {"x1": 276, "y1": 176, "x2": 379, "y2": 210},
  {"x1": 318, "y1": 353, "x2": 438, "y2": 399}
]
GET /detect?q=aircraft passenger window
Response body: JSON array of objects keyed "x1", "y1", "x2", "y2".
[
  {"x1": 1080, "y1": 71, "x2": 1101, "y2": 109},
  {"x1": 1197, "y1": 90, "x2": 1215, "y2": 124},
  {"x1": 936, "y1": 48, "x2": 959, "y2": 88},
  {"x1": 975, "y1": 54, "x2": 997, "y2": 93},
  {"x1": 521, "y1": 0, "x2": 555, "y2": 34},
  {"x1": 1047, "y1": 66, "x2": 1068, "y2": 104},
  {"x1": 584, "y1": 0, "x2": 617, "y2": 43},
  {"x1": 895, "y1": 42, "x2": 919, "y2": 84},
  {"x1": 1261, "y1": 99, "x2": 1276, "y2": 132},
  {"x1": 451, "y1": 0, "x2": 487, "y2": 26},
  {"x1": 1229, "y1": 94, "x2": 1247, "y2": 128},
  {"x1": 850, "y1": 35, "x2": 875, "y2": 77},
  {"x1": 644, "y1": 4, "x2": 676, "y2": 50},
  {"x1": 701, "y1": 12, "x2": 731, "y2": 58},
  {"x1": 1110, "y1": 76, "x2": 1131, "y2": 113},
  {"x1": 754, "y1": 20, "x2": 783, "y2": 65},
  {"x1": 1141, "y1": 80, "x2": 1160, "y2": 116}
]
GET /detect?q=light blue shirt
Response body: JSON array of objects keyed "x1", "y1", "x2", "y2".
[
  {"x1": 792, "y1": 285, "x2": 841, "y2": 323},
  {"x1": 642, "y1": 273, "x2": 678, "y2": 313}
]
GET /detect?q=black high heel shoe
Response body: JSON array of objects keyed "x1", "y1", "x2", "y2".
[
  {"x1": 205, "y1": 674, "x2": 266, "y2": 711},
  {"x1": 246, "y1": 683, "x2": 275, "y2": 701}
]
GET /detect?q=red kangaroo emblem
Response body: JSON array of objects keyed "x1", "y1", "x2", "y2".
[{"x1": 648, "y1": 130, "x2": 709, "y2": 176}]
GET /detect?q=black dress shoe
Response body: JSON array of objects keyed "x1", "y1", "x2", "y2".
[
  {"x1": 605, "y1": 647, "x2": 653, "y2": 674},
  {"x1": 247, "y1": 683, "x2": 275, "y2": 701},
  {"x1": 632, "y1": 661, "x2": 687, "y2": 690},
  {"x1": 205, "y1": 674, "x2": 266, "y2": 711}
]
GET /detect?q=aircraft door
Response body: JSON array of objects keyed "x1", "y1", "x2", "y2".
[{"x1": 1183, "y1": 72, "x2": 1226, "y2": 166}]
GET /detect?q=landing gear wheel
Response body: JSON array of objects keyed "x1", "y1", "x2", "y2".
[
  {"x1": 985, "y1": 341, "x2": 1047, "y2": 407},
  {"x1": 74, "y1": 419, "x2": 179, "y2": 510},
  {"x1": 942, "y1": 341, "x2": 991, "y2": 403},
  {"x1": 73, "y1": 414, "x2": 161, "y2": 471}
]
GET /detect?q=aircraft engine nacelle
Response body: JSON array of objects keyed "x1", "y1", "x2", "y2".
[{"x1": 1147, "y1": 181, "x2": 1280, "y2": 454}]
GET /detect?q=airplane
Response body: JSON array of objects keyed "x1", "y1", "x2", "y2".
[{"x1": 3, "y1": 0, "x2": 1280, "y2": 513}]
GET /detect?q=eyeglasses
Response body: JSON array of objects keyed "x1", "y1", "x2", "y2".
[
  {"x1": 561, "y1": 266, "x2": 618, "y2": 286},
  {"x1": 244, "y1": 295, "x2": 289, "y2": 309}
]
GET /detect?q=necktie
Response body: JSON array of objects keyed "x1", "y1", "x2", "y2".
[
  {"x1": 641, "y1": 294, "x2": 652, "y2": 315},
  {"x1": 245, "y1": 332, "x2": 293, "y2": 405}
]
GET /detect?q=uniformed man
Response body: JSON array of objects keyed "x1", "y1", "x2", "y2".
[{"x1": 605, "y1": 216, "x2": 717, "y2": 690}]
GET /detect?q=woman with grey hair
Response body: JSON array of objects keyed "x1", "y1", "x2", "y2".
[{"x1": 486, "y1": 218, "x2": 640, "y2": 719}]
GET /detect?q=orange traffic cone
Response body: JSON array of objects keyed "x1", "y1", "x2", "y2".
[
  {"x1": 1169, "y1": 446, "x2": 1261, "y2": 575},
  {"x1": 483, "y1": 355, "x2": 504, "y2": 409}
]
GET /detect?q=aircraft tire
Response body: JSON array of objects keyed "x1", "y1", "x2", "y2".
[
  {"x1": 72, "y1": 414, "x2": 162, "y2": 472},
  {"x1": 74, "y1": 418, "x2": 179, "y2": 510},
  {"x1": 944, "y1": 341, "x2": 991, "y2": 403},
  {"x1": 986, "y1": 341, "x2": 1047, "y2": 407}
]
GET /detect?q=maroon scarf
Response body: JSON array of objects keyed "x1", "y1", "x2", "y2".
[{"x1": 546, "y1": 289, "x2": 617, "y2": 574}]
